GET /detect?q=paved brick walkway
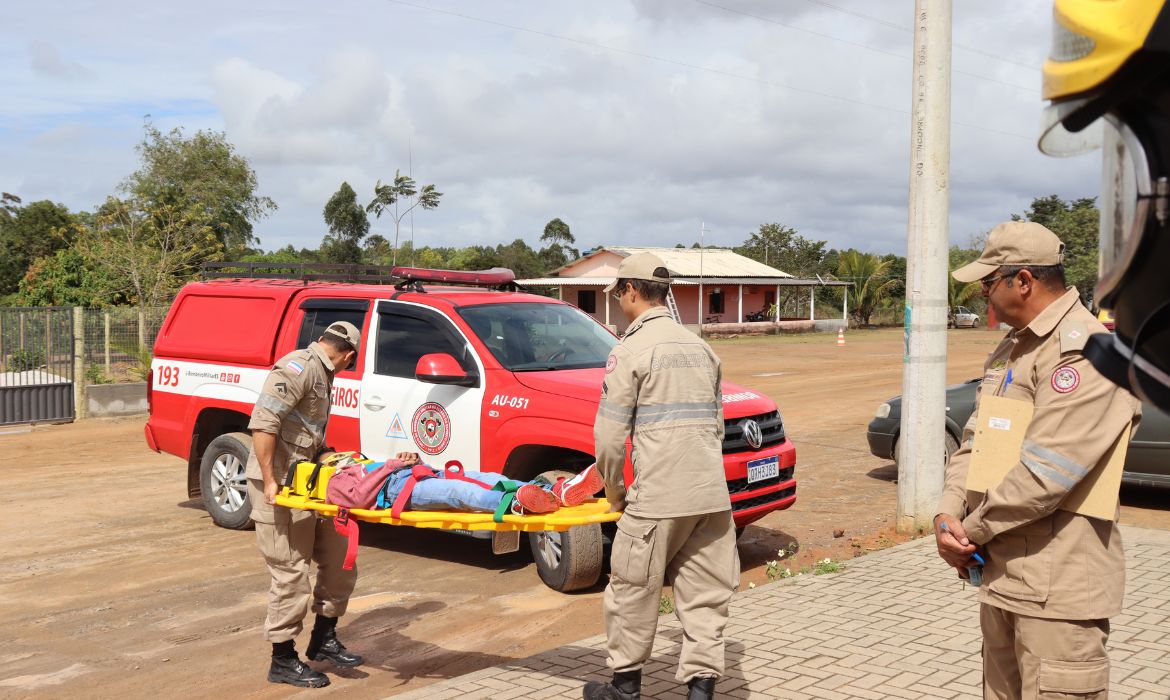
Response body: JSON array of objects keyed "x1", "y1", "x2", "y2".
[{"x1": 393, "y1": 526, "x2": 1170, "y2": 699}]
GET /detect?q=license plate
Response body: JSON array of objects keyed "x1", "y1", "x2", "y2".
[{"x1": 746, "y1": 456, "x2": 780, "y2": 484}]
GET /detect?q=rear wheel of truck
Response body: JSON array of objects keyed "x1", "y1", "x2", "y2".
[
  {"x1": 528, "y1": 469, "x2": 604, "y2": 592},
  {"x1": 200, "y1": 432, "x2": 254, "y2": 530}
]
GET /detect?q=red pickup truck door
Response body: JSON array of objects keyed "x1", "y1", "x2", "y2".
[{"x1": 358, "y1": 301, "x2": 486, "y2": 465}]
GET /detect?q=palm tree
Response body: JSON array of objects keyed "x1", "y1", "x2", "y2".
[
  {"x1": 947, "y1": 273, "x2": 982, "y2": 325},
  {"x1": 836, "y1": 250, "x2": 902, "y2": 326}
]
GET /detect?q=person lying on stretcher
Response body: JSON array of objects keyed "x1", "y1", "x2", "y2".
[{"x1": 322, "y1": 451, "x2": 604, "y2": 516}]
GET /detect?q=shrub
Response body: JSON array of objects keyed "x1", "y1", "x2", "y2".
[{"x1": 9, "y1": 348, "x2": 45, "y2": 372}]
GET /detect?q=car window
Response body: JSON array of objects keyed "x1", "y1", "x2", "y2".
[
  {"x1": 459, "y1": 302, "x2": 617, "y2": 371},
  {"x1": 374, "y1": 312, "x2": 465, "y2": 379},
  {"x1": 297, "y1": 307, "x2": 367, "y2": 350}
]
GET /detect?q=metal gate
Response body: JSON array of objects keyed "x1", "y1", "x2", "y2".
[{"x1": 0, "y1": 307, "x2": 75, "y2": 425}]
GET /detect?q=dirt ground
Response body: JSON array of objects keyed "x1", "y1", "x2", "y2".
[{"x1": 2, "y1": 328, "x2": 1166, "y2": 699}]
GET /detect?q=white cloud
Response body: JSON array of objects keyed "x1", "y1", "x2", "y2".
[
  {"x1": 28, "y1": 40, "x2": 94, "y2": 80},
  {"x1": 0, "y1": 0, "x2": 1099, "y2": 258}
]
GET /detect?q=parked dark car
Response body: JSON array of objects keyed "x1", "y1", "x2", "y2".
[{"x1": 866, "y1": 379, "x2": 1170, "y2": 487}]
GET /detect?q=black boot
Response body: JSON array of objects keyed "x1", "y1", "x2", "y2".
[
  {"x1": 686, "y1": 675, "x2": 716, "y2": 699},
  {"x1": 583, "y1": 669, "x2": 641, "y2": 700},
  {"x1": 307, "y1": 615, "x2": 363, "y2": 667},
  {"x1": 268, "y1": 642, "x2": 329, "y2": 688}
]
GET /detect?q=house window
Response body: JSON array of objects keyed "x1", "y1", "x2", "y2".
[
  {"x1": 577, "y1": 289, "x2": 597, "y2": 313},
  {"x1": 709, "y1": 289, "x2": 725, "y2": 314}
]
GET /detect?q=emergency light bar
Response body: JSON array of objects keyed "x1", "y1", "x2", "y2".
[
  {"x1": 391, "y1": 266, "x2": 515, "y2": 285},
  {"x1": 391, "y1": 266, "x2": 520, "y2": 292}
]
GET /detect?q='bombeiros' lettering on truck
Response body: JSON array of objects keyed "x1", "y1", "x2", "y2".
[{"x1": 145, "y1": 266, "x2": 797, "y2": 592}]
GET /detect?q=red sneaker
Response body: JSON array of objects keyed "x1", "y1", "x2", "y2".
[
  {"x1": 552, "y1": 464, "x2": 603, "y2": 507},
  {"x1": 512, "y1": 484, "x2": 559, "y2": 515}
]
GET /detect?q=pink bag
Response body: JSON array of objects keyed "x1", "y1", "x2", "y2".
[{"x1": 326, "y1": 459, "x2": 404, "y2": 510}]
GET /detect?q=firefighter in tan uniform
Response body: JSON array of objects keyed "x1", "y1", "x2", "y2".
[
  {"x1": 584, "y1": 253, "x2": 739, "y2": 700},
  {"x1": 934, "y1": 222, "x2": 1141, "y2": 700},
  {"x1": 246, "y1": 321, "x2": 362, "y2": 688}
]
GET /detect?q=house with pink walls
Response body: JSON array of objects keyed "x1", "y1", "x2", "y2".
[{"x1": 518, "y1": 246, "x2": 850, "y2": 334}]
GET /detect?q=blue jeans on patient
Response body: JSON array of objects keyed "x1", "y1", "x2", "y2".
[{"x1": 380, "y1": 467, "x2": 523, "y2": 512}]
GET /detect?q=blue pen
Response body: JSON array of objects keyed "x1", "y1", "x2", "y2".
[
  {"x1": 940, "y1": 522, "x2": 985, "y2": 585},
  {"x1": 969, "y1": 553, "x2": 986, "y2": 586}
]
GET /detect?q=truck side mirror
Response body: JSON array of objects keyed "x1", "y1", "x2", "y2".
[{"x1": 415, "y1": 353, "x2": 476, "y2": 386}]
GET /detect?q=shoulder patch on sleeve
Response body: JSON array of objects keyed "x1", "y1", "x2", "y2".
[
  {"x1": 287, "y1": 360, "x2": 305, "y2": 375},
  {"x1": 1059, "y1": 322, "x2": 1089, "y2": 354},
  {"x1": 605, "y1": 354, "x2": 617, "y2": 374},
  {"x1": 1051, "y1": 366, "x2": 1081, "y2": 394}
]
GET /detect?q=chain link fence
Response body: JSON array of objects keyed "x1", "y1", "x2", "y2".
[
  {"x1": 80, "y1": 307, "x2": 168, "y2": 385},
  {"x1": 0, "y1": 306, "x2": 167, "y2": 386}
]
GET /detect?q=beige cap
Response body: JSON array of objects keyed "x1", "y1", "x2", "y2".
[
  {"x1": 603, "y1": 252, "x2": 672, "y2": 293},
  {"x1": 952, "y1": 221, "x2": 1066, "y2": 283},
  {"x1": 324, "y1": 321, "x2": 362, "y2": 351}
]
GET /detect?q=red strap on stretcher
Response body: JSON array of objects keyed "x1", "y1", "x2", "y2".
[
  {"x1": 388, "y1": 460, "x2": 494, "y2": 518},
  {"x1": 390, "y1": 464, "x2": 439, "y2": 519},
  {"x1": 440, "y1": 460, "x2": 492, "y2": 489},
  {"x1": 332, "y1": 507, "x2": 360, "y2": 571}
]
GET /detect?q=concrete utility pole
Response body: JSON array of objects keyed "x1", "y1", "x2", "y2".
[{"x1": 898, "y1": 0, "x2": 951, "y2": 534}]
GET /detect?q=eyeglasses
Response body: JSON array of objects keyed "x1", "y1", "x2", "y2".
[
  {"x1": 611, "y1": 284, "x2": 627, "y2": 301},
  {"x1": 981, "y1": 270, "x2": 1020, "y2": 291}
]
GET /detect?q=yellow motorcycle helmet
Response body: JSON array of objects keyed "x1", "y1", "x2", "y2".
[{"x1": 1039, "y1": 0, "x2": 1170, "y2": 409}]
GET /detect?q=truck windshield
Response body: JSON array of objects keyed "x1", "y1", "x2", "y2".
[{"x1": 458, "y1": 302, "x2": 618, "y2": 371}]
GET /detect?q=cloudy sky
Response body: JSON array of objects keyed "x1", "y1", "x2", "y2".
[{"x1": 2, "y1": 0, "x2": 1099, "y2": 257}]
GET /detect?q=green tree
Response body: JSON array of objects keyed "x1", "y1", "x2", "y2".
[
  {"x1": 836, "y1": 250, "x2": 902, "y2": 326},
  {"x1": 321, "y1": 182, "x2": 369, "y2": 264},
  {"x1": 78, "y1": 196, "x2": 221, "y2": 308},
  {"x1": 448, "y1": 245, "x2": 501, "y2": 271},
  {"x1": 365, "y1": 170, "x2": 442, "y2": 266},
  {"x1": 363, "y1": 234, "x2": 392, "y2": 265},
  {"x1": 1012, "y1": 194, "x2": 1098, "y2": 298},
  {"x1": 736, "y1": 223, "x2": 831, "y2": 277},
  {"x1": 947, "y1": 274, "x2": 982, "y2": 312},
  {"x1": 496, "y1": 238, "x2": 545, "y2": 279},
  {"x1": 736, "y1": 223, "x2": 836, "y2": 316},
  {"x1": 0, "y1": 192, "x2": 20, "y2": 220},
  {"x1": 540, "y1": 218, "x2": 578, "y2": 260},
  {"x1": 124, "y1": 124, "x2": 276, "y2": 253},
  {"x1": 235, "y1": 245, "x2": 315, "y2": 275},
  {"x1": 413, "y1": 247, "x2": 448, "y2": 269},
  {"x1": 539, "y1": 244, "x2": 569, "y2": 272},
  {"x1": 947, "y1": 244, "x2": 984, "y2": 316},
  {"x1": 0, "y1": 200, "x2": 80, "y2": 296},
  {"x1": 17, "y1": 247, "x2": 117, "y2": 307}
]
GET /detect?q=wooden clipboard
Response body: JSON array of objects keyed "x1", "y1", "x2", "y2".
[{"x1": 966, "y1": 394, "x2": 1129, "y2": 520}]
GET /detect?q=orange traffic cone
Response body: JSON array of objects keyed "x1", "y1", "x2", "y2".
[{"x1": 836, "y1": 328, "x2": 846, "y2": 347}]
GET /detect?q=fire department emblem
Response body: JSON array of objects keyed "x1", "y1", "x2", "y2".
[
  {"x1": 1051, "y1": 366, "x2": 1081, "y2": 394},
  {"x1": 412, "y1": 402, "x2": 452, "y2": 455}
]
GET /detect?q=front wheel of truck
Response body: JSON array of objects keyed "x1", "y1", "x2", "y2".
[
  {"x1": 200, "y1": 432, "x2": 254, "y2": 530},
  {"x1": 528, "y1": 469, "x2": 604, "y2": 592}
]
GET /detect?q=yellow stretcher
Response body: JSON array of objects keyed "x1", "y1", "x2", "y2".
[
  {"x1": 274, "y1": 454, "x2": 621, "y2": 532},
  {"x1": 275, "y1": 492, "x2": 621, "y2": 532}
]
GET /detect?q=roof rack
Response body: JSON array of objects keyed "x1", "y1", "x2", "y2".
[{"x1": 202, "y1": 262, "x2": 524, "y2": 292}]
